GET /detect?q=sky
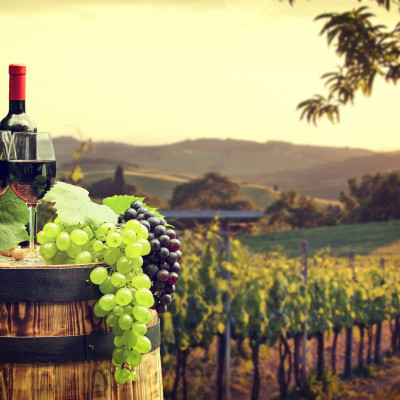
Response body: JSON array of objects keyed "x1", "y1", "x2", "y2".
[{"x1": 1, "y1": 0, "x2": 400, "y2": 150}]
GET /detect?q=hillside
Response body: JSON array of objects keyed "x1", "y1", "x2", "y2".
[
  {"x1": 53, "y1": 137, "x2": 399, "y2": 203},
  {"x1": 238, "y1": 220, "x2": 400, "y2": 258}
]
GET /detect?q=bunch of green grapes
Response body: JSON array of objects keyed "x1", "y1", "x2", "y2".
[{"x1": 38, "y1": 217, "x2": 154, "y2": 384}]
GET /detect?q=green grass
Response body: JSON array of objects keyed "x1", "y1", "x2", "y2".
[{"x1": 238, "y1": 220, "x2": 400, "y2": 258}]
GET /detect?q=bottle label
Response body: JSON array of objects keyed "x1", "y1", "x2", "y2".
[{"x1": 9, "y1": 64, "x2": 26, "y2": 101}]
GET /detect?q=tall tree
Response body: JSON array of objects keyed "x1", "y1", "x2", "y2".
[{"x1": 285, "y1": 1, "x2": 400, "y2": 123}]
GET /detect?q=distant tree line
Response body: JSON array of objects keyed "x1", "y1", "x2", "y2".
[{"x1": 266, "y1": 171, "x2": 400, "y2": 230}]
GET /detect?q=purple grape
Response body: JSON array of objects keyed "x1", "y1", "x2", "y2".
[
  {"x1": 165, "y1": 284, "x2": 175, "y2": 294},
  {"x1": 167, "y1": 252, "x2": 178, "y2": 265},
  {"x1": 168, "y1": 272, "x2": 179, "y2": 285},
  {"x1": 159, "y1": 261, "x2": 170, "y2": 271},
  {"x1": 168, "y1": 239, "x2": 181, "y2": 252},
  {"x1": 157, "y1": 269, "x2": 169, "y2": 282},
  {"x1": 156, "y1": 304, "x2": 167, "y2": 314},
  {"x1": 165, "y1": 229, "x2": 176, "y2": 239},
  {"x1": 154, "y1": 225, "x2": 166, "y2": 237},
  {"x1": 158, "y1": 247, "x2": 169, "y2": 259},
  {"x1": 150, "y1": 239, "x2": 161, "y2": 252},
  {"x1": 176, "y1": 250, "x2": 182, "y2": 262},
  {"x1": 159, "y1": 235, "x2": 170, "y2": 247},
  {"x1": 124, "y1": 208, "x2": 137, "y2": 221},
  {"x1": 160, "y1": 294, "x2": 172, "y2": 306},
  {"x1": 170, "y1": 262, "x2": 181, "y2": 275},
  {"x1": 131, "y1": 201, "x2": 143, "y2": 210},
  {"x1": 154, "y1": 281, "x2": 166, "y2": 290}
]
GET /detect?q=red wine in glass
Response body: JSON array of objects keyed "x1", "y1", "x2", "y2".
[
  {"x1": 8, "y1": 160, "x2": 56, "y2": 205},
  {"x1": 8, "y1": 132, "x2": 56, "y2": 265}
]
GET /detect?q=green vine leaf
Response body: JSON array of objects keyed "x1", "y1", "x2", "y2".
[
  {"x1": 43, "y1": 181, "x2": 118, "y2": 227},
  {"x1": 0, "y1": 188, "x2": 29, "y2": 252}
]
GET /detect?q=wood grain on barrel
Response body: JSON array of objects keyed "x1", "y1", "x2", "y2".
[{"x1": 0, "y1": 261, "x2": 164, "y2": 400}]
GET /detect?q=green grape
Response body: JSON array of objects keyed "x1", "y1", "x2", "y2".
[
  {"x1": 119, "y1": 313, "x2": 134, "y2": 330},
  {"x1": 39, "y1": 242, "x2": 57, "y2": 260},
  {"x1": 127, "y1": 349, "x2": 142, "y2": 367},
  {"x1": 125, "y1": 219, "x2": 142, "y2": 233},
  {"x1": 125, "y1": 243, "x2": 143, "y2": 259},
  {"x1": 137, "y1": 224, "x2": 149, "y2": 240},
  {"x1": 70, "y1": 229, "x2": 89, "y2": 246},
  {"x1": 123, "y1": 305, "x2": 133, "y2": 315},
  {"x1": 112, "y1": 325, "x2": 124, "y2": 336},
  {"x1": 66, "y1": 242, "x2": 81, "y2": 258},
  {"x1": 121, "y1": 329, "x2": 138, "y2": 347},
  {"x1": 126, "y1": 272, "x2": 134, "y2": 282},
  {"x1": 111, "y1": 272, "x2": 126, "y2": 288},
  {"x1": 116, "y1": 287, "x2": 133, "y2": 306},
  {"x1": 93, "y1": 240, "x2": 105, "y2": 252},
  {"x1": 65, "y1": 224, "x2": 80, "y2": 233},
  {"x1": 132, "y1": 305, "x2": 152, "y2": 324},
  {"x1": 106, "y1": 312, "x2": 119, "y2": 327},
  {"x1": 37, "y1": 230, "x2": 51, "y2": 245},
  {"x1": 135, "y1": 288, "x2": 155, "y2": 308},
  {"x1": 113, "y1": 305, "x2": 125, "y2": 316},
  {"x1": 93, "y1": 301, "x2": 109, "y2": 317},
  {"x1": 112, "y1": 359, "x2": 122, "y2": 368},
  {"x1": 54, "y1": 216, "x2": 62, "y2": 224},
  {"x1": 75, "y1": 251, "x2": 93, "y2": 265},
  {"x1": 129, "y1": 288, "x2": 136, "y2": 302},
  {"x1": 137, "y1": 239, "x2": 151, "y2": 256},
  {"x1": 132, "y1": 321, "x2": 147, "y2": 337},
  {"x1": 133, "y1": 335, "x2": 151, "y2": 354},
  {"x1": 112, "y1": 347, "x2": 128, "y2": 364},
  {"x1": 43, "y1": 223, "x2": 62, "y2": 240},
  {"x1": 121, "y1": 229, "x2": 137, "y2": 245},
  {"x1": 114, "y1": 335, "x2": 124, "y2": 347},
  {"x1": 104, "y1": 247, "x2": 120, "y2": 265},
  {"x1": 80, "y1": 241, "x2": 91, "y2": 252},
  {"x1": 128, "y1": 370, "x2": 138, "y2": 381},
  {"x1": 90, "y1": 267, "x2": 108, "y2": 285},
  {"x1": 131, "y1": 274, "x2": 151, "y2": 290},
  {"x1": 56, "y1": 232, "x2": 71, "y2": 251},
  {"x1": 131, "y1": 256, "x2": 143, "y2": 269},
  {"x1": 116, "y1": 256, "x2": 133, "y2": 275},
  {"x1": 83, "y1": 225, "x2": 94, "y2": 240},
  {"x1": 99, "y1": 276, "x2": 116, "y2": 294},
  {"x1": 51, "y1": 251, "x2": 68, "y2": 265},
  {"x1": 106, "y1": 232, "x2": 122, "y2": 248},
  {"x1": 95, "y1": 222, "x2": 115, "y2": 239},
  {"x1": 114, "y1": 368, "x2": 130, "y2": 385},
  {"x1": 99, "y1": 294, "x2": 117, "y2": 311}
]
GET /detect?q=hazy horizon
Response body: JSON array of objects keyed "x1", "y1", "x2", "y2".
[{"x1": 1, "y1": 1, "x2": 400, "y2": 151}]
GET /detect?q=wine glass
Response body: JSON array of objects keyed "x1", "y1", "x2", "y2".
[
  {"x1": 8, "y1": 132, "x2": 56, "y2": 265},
  {"x1": 0, "y1": 131, "x2": 11, "y2": 196}
]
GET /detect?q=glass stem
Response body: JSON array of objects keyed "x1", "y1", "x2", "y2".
[{"x1": 28, "y1": 205, "x2": 36, "y2": 258}]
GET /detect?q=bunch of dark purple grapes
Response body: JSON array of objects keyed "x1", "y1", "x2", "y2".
[{"x1": 119, "y1": 200, "x2": 181, "y2": 314}]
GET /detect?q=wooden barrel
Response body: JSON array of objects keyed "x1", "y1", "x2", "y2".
[{"x1": 0, "y1": 261, "x2": 164, "y2": 400}]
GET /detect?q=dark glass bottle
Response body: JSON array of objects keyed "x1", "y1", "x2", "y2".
[{"x1": 0, "y1": 64, "x2": 37, "y2": 133}]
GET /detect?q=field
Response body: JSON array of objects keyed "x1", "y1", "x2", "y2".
[{"x1": 238, "y1": 220, "x2": 400, "y2": 258}]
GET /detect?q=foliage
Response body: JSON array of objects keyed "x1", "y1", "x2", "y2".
[
  {"x1": 43, "y1": 181, "x2": 118, "y2": 226},
  {"x1": 340, "y1": 172, "x2": 400, "y2": 223},
  {"x1": 293, "y1": 2, "x2": 400, "y2": 123},
  {"x1": 265, "y1": 189, "x2": 344, "y2": 229},
  {"x1": 0, "y1": 188, "x2": 29, "y2": 252},
  {"x1": 170, "y1": 172, "x2": 256, "y2": 211},
  {"x1": 88, "y1": 166, "x2": 140, "y2": 199}
]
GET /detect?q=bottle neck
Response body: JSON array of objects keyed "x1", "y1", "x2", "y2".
[{"x1": 9, "y1": 100, "x2": 26, "y2": 114}]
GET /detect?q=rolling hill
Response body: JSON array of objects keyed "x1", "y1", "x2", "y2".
[{"x1": 53, "y1": 136, "x2": 399, "y2": 204}]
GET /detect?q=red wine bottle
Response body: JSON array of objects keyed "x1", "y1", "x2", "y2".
[{"x1": 0, "y1": 64, "x2": 37, "y2": 133}]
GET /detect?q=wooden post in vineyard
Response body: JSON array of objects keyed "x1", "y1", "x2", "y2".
[
  {"x1": 374, "y1": 257, "x2": 385, "y2": 365},
  {"x1": 344, "y1": 249, "x2": 355, "y2": 378},
  {"x1": 223, "y1": 225, "x2": 231, "y2": 400},
  {"x1": 299, "y1": 240, "x2": 308, "y2": 387}
]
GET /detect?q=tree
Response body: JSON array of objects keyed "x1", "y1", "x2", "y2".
[
  {"x1": 285, "y1": 1, "x2": 400, "y2": 123},
  {"x1": 339, "y1": 171, "x2": 400, "y2": 222},
  {"x1": 265, "y1": 189, "x2": 323, "y2": 229},
  {"x1": 170, "y1": 172, "x2": 255, "y2": 210},
  {"x1": 112, "y1": 165, "x2": 126, "y2": 195}
]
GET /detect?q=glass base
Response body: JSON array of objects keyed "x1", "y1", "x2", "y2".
[{"x1": 15, "y1": 252, "x2": 46, "y2": 266}]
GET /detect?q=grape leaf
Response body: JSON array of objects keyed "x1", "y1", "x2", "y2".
[
  {"x1": 43, "y1": 181, "x2": 118, "y2": 227},
  {"x1": 0, "y1": 188, "x2": 29, "y2": 252},
  {"x1": 103, "y1": 195, "x2": 173, "y2": 227},
  {"x1": 103, "y1": 195, "x2": 145, "y2": 216}
]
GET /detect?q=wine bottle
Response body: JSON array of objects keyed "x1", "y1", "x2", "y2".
[{"x1": 0, "y1": 64, "x2": 37, "y2": 133}]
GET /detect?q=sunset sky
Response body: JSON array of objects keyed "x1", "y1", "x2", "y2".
[{"x1": 0, "y1": 0, "x2": 399, "y2": 150}]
